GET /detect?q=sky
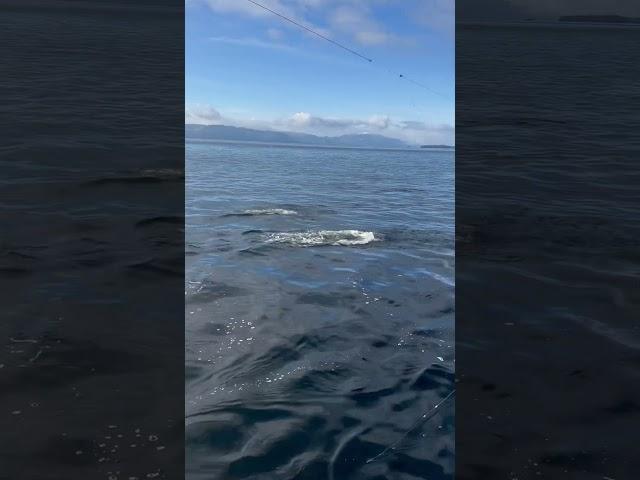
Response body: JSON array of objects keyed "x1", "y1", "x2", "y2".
[{"x1": 186, "y1": 0, "x2": 455, "y2": 145}]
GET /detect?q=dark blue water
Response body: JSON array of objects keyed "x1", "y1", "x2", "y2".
[
  {"x1": 1, "y1": 3, "x2": 184, "y2": 479},
  {"x1": 186, "y1": 141, "x2": 454, "y2": 479},
  {"x1": 456, "y1": 23, "x2": 640, "y2": 479}
]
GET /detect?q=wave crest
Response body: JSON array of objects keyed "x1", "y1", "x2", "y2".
[
  {"x1": 245, "y1": 208, "x2": 297, "y2": 215},
  {"x1": 264, "y1": 230, "x2": 376, "y2": 247},
  {"x1": 225, "y1": 208, "x2": 298, "y2": 217}
]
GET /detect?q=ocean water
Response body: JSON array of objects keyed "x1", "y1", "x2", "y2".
[
  {"x1": 2, "y1": 4, "x2": 184, "y2": 479},
  {"x1": 456, "y1": 23, "x2": 640, "y2": 479},
  {"x1": 186, "y1": 141, "x2": 455, "y2": 479}
]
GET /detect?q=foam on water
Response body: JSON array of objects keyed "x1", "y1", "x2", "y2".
[
  {"x1": 242, "y1": 208, "x2": 298, "y2": 216},
  {"x1": 264, "y1": 229, "x2": 376, "y2": 246}
]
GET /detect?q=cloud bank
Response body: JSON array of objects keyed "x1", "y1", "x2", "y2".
[{"x1": 185, "y1": 104, "x2": 454, "y2": 145}]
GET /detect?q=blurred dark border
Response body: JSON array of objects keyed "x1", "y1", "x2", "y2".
[
  {"x1": 0, "y1": 1, "x2": 184, "y2": 478},
  {"x1": 456, "y1": 3, "x2": 640, "y2": 479}
]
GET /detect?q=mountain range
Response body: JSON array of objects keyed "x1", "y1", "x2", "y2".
[{"x1": 185, "y1": 124, "x2": 412, "y2": 149}]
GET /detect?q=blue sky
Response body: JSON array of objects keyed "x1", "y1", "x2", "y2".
[{"x1": 186, "y1": 0, "x2": 454, "y2": 145}]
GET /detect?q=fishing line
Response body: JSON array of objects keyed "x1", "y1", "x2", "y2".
[
  {"x1": 366, "y1": 388, "x2": 456, "y2": 464},
  {"x1": 245, "y1": 0, "x2": 372, "y2": 62},
  {"x1": 244, "y1": 0, "x2": 450, "y2": 100}
]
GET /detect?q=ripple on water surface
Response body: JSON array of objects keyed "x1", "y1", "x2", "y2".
[{"x1": 186, "y1": 142, "x2": 454, "y2": 479}]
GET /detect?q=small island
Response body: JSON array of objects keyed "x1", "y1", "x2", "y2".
[
  {"x1": 420, "y1": 144, "x2": 454, "y2": 149},
  {"x1": 559, "y1": 15, "x2": 640, "y2": 25}
]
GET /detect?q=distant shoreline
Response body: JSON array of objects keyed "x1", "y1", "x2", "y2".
[
  {"x1": 186, "y1": 124, "x2": 454, "y2": 151},
  {"x1": 186, "y1": 137, "x2": 455, "y2": 153}
]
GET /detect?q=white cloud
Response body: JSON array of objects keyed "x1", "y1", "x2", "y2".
[
  {"x1": 330, "y1": 5, "x2": 394, "y2": 46},
  {"x1": 400, "y1": 120, "x2": 428, "y2": 130},
  {"x1": 208, "y1": 35, "x2": 296, "y2": 52},
  {"x1": 201, "y1": 0, "x2": 315, "y2": 31},
  {"x1": 289, "y1": 111, "x2": 313, "y2": 127},
  {"x1": 194, "y1": 0, "x2": 413, "y2": 48},
  {"x1": 185, "y1": 104, "x2": 222, "y2": 124},
  {"x1": 414, "y1": 0, "x2": 454, "y2": 35},
  {"x1": 368, "y1": 114, "x2": 391, "y2": 129},
  {"x1": 284, "y1": 111, "x2": 453, "y2": 144},
  {"x1": 202, "y1": 0, "x2": 289, "y2": 18},
  {"x1": 289, "y1": 111, "x2": 356, "y2": 128},
  {"x1": 288, "y1": 112, "x2": 391, "y2": 129}
]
